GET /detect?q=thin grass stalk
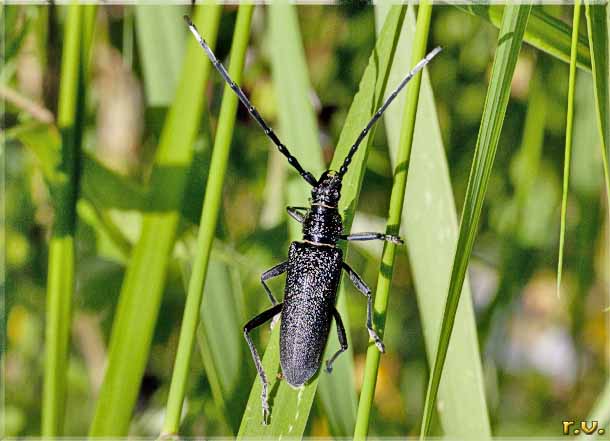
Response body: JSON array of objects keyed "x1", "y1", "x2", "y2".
[
  {"x1": 161, "y1": 5, "x2": 254, "y2": 435},
  {"x1": 419, "y1": 4, "x2": 531, "y2": 438},
  {"x1": 353, "y1": 1, "x2": 432, "y2": 438},
  {"x1": 41, "y1": 4, "x2": 95, "y2": 435},
  {"x1": 88, "y1": 5, "x2": 221, "y2": 435},
  {"x1": 557, "y1": 1, "x2": 582, "y2": 298}
]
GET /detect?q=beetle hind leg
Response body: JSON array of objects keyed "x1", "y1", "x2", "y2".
[
  {"x1": 325, "y1": 307, "x2": 348, "y2": 373},
  {"x1": 243, "y1": 303, "x2": 283, "y2": 425}
]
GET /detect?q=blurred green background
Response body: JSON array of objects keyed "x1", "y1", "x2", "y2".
[{"x1": 2, "y1": 3, "x2": 608, "y2": 437}]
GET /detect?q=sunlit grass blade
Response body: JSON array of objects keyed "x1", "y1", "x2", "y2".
[
  {"x1": 557, "y1": 2, "x2": 582, "y2": 298},
  {"x1": 162, "y1": 5, "x2": 254, "y2": 435},
  {"x1": 375, "y1": 4, "x2": 492, "y2": 438},
  {"x1": 268, "y1": 3, "x2": 358, "y2": 436},
  {"x1": 420, "y1": 4, "x2": 531, "y2": 438},
  {"x1": 584, "y1": 2, "x2": 610, "y2": 217},
  {"x1": 456, "y1": 5, "x2": 590, "y2": 71},
  {"x1": 88, "y1": 5, "x2": 221, "y2": 436},
  {"x1": 42, "y1": 5, "x2": 95, "y2": 436},
  {"x1": 237, "y1": 6, "x2": 406, "y2": 437},
  {"x1": 353, "y1": 2, "x2": 433, "y2": 438}
]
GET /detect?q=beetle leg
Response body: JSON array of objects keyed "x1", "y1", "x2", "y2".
[
  {"x1": 261, "y1": 261, "x2": 288, "y2": 306},
  {"x1": 286, "y1": 206, "x2": 308, "y2": 223},
  {"x1": 342, "y1": 262, "x2": 386, "y2": 353},
  {"x1": 340, "y1": 231, "x2": 403, "y2": 245},
  {"x1": 244, "y1": 303, "x2": 283, "y2": 425},
  {"x1": 325, "y1": 307, "x2": 348, "y2": 373}
]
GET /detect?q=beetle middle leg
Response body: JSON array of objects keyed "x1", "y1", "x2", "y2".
[
  {"x1": 244, "y1": 302, "x2": 283, "y2": 425},
  {"x1": 342, "y1": 262, "x2": 386, "y2": 353},
  {"x1": 341, "y1": 232, "x2": 403, "y2": 245},
  {"x1": 325, "y1": 307, "x2": 348, "y2": 373},
  {"x1": 261, "y1": 261, "x2": 288, "y2": 306}
]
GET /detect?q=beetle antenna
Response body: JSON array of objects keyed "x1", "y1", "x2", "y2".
[
  {"x1": 336, "y1": 46, "x2": 442, "y2": 178},
  {"x1": 184, "y1": 15, "x2": 318, "y2": 187}
]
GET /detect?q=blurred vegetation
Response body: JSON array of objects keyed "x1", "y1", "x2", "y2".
[{"x1": 2, "y1": 3, "x2": 608, "y2": 437}]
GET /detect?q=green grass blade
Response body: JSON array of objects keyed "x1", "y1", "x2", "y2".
[
  {"x1": 510, "y1": 67, "x2": 547, "y2": 233},
  {"x1": 375, "y1": 4, "x2": 492, "y2": 437},
  {"x1": 354, "y1": 2, "x2": 433, "y2": 438},
  {"x1": 162, "y1": 5, "x2": 254, "y2": 435},
  {"x1": 135, "y1": 5, "x2": 187, "y2": 107},
  {"x1": 588, "y1": 378, "x2": 610, "y2": 426},
  {"x1": 558, "y1": 2, "x2": 582, "y2": 298},
  {"x1": 42, "y1": 5, "x2": 95, "y2": 436},
  {"x1": 88, "y1": 5, "x2": 221, "y2": 436},
  {"x1": 171, "y1": 239, "x2": 252, "y2": 433},
  {"x1": 585, "y1": 2, "x2": 610, "y2": 218},
  {"x1": 237, "y1": 6, "x2": 406, "y2": 437},
  {"x1": 268, "y1": 3, "x2": 358, "y2": 436},
  {"x1": 420, "y1": 4, "x2": 531, "y2": 438},
  {"x1": 456, "y1": 5, "x2": 591, "y2": 71},
  {"x1": 196, "y1": 256, "x2": 251, "y2": 432}
]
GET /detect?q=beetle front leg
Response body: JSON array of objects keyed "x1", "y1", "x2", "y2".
[
  {"x1": 286, "y1": 206, "x2": 308, "y2": 223},
  {"x1": 342, "y1": 262, "x2": 386, "y2": 353},
  {"x1": 340, "y1": 232, "x2": 403, "y2": 245},
  {"x1": 244, "y1": 303, "x2": 283, "y2": 425},
  {"x1": 325, "y1": 307, "x2": 348, "y2": 373}
]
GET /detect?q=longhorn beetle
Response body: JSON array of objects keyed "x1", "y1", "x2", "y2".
[{"x1": 185, "y1": 15, "x2": 441, "y2": 424}]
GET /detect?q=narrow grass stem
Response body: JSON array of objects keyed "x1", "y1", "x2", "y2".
[
  {"x1": 42, "y1": 4, "x2": 90, "y2": 436},
  {"x1": 162, "y1": 5, "x2": 254, "y2": 435},
  {"x1": 353, "y1": 2, "x2": 432, "y2": 438},
  {"x1": 43, "y1": 237, "x2": 75, "y2": 436},
  {"x1": 557, "y1": 1, "x2": 582, "y2": 298}
]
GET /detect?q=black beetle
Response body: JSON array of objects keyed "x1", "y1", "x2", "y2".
[{"x1": 185, "y1": 15, "x2": 441, "y2": 424}]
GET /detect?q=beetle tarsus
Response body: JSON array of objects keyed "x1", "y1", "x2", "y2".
[
  {"x1": 262, "y1": 384, "x2": 270, "y2": 425},
  {"x1": 368, "y1": 328, "x2": 386, "y2": 353},
  {"x1": 387, "y1": 235, "x2": 404, "y2": 245}
]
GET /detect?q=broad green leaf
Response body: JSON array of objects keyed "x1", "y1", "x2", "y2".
[
  {"x1": 456, "y1": 5, "x2": 591, "y2": 71},
  {"x1": 420, "y1": 4, "x2": 531, "y2": 438},
  {"x1": 268, "y1": 3, "x2": 358, "y2": 436},
  {"x1": 374, "y1": 4, "x2": 491, "y2": 438},
  {"x1": 89, "y1": 5, "x2": 222, "y2": 436},
  {"x1": 237, "y1": 6, "x2": 406, "y2": 437}
]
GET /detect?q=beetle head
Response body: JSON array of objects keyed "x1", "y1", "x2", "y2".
[{"x1": 311, "y1": 170, "x2": 342, "y2": 207}]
